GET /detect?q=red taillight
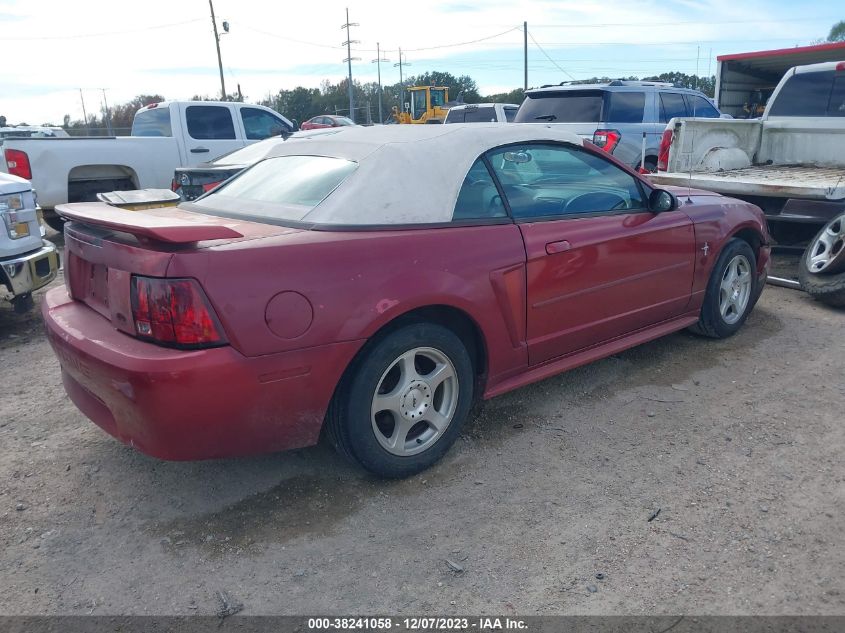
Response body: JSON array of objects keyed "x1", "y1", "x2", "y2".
[
  {"x1": 5, "y1": 149, "x2": 32, "y2": 180},
  {"x1": 130, "y1": 276, "x2": 227, "y2": 348},
  {"x1": 170, "y1": 178, "x2": 179, "y2": 192},
  {"x1": 837, "y1": 61, "x2": 845, "y2": 72},
  {"x1": 201, "y1": 181, "x2": 222, "y2": 193},
  {"x1": 592, "y1": 129, "x2": 621, "y2": 153},
  {"x1": 657, "y1": 129, "x2": 673, "y2": 172}
]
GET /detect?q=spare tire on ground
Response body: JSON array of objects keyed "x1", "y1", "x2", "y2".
[{"x1": 798, "y1": 213, "x2": 845, "y2": 307}]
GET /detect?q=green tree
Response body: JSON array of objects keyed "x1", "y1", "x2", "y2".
[
  {"x1": 827, "y1": 20, "x2": 845, "y2": 42},
  {"x1": 403, "y1": 71, "x2": 480, "y2": 103}
]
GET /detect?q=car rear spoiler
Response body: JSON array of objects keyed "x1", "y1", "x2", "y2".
[{"x1": 56, "y1": 202, "x2": 244, "y2": 244}]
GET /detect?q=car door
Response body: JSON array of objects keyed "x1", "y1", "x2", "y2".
[
  {"x1": 486, "y1": 142, "x2": 695, "y2": 365},
  {"x1": 180, "y1": 103, "x2": 244, "y2": 165}
]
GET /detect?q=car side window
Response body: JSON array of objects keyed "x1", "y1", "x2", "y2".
[
  {"x1": 186, "y1": 106, "x2": 236, "y2": 140},
  {"x1": 452, "y1": 159, "x2": 508, "y2": 220},
  {"x1": 659, "y1": 92, "x2": 688, "y2": 122},
  {"x1": 685, "y1": 95, "x2": 720, "y2": 118},
  {"x1": 604, "y1": 91, "x2": 645, "y2": 123},
  {"x1": 241, "y1": 107, "x2": 289, "y2": 139},
  {"x1": 504, "y1": 107, "x2": 517, "y2": 122},
  {"x1": 485, "y1": 143, "x2": 646, "y2": 219}
]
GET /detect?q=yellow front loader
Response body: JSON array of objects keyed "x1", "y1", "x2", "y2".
[{"x1": 392, "y1": 86, "x2": 450, "y2": 124}]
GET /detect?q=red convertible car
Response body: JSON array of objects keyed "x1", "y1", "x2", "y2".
[{"x1": 43, "y1": 125, "x2": 770, "y2": 477}]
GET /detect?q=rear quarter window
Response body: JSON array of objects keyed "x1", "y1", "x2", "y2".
[
  {"x1": 514, "y1": 91, "x2": 603, "y2": 123},
  {"x1": 603, "y1": 92, "x2": 645, "y2": 123},
  {"x1": 769, "y1": 70, "x2": 834, "y2": 117}
]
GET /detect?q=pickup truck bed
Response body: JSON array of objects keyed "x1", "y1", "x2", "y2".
[{"x1": 652, "y1": 165, "x2": 845, "y2": 202}]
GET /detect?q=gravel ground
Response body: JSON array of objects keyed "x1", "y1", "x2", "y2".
[{"x1": 0, "y1": 251, "x2": 843, "y2": 616}]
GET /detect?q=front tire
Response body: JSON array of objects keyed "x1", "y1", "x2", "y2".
[
  {"x1": 689, "y1": 238, "x2": 757, "y2": 338},
  {"x1": 326, "y1": 323, "x2": 474, "y2": 478}
]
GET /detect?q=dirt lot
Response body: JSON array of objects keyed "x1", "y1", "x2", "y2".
[{"x1": 1, "y1": 248, "x2": 843, "y2": 616}]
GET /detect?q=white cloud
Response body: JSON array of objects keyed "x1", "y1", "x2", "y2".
[{"x1": 0, "y1": 0, "x2": 830, "y2": 124}]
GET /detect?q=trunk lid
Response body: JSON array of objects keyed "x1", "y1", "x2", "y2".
[{"x1": 58, "y1": 201, "x2": 298, "y2": 336}]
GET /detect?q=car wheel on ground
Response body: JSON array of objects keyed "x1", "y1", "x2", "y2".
[
  {"x1": 690, "y1": 238, "x2": 757, "y2": 338},
  {"x1": 798, "y1": 213, "x2": 845, "y2": 307},
  {"x1": 325, "y1": 322, "x2": 474, "y2": 478}
]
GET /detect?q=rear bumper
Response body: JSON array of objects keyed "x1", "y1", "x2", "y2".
[
  {"x1": 42, "y1": 287, "x2": 362, "y2": 460},
  {"x1": 1, "y1": 240, "x2": 59, "y2": 297}
]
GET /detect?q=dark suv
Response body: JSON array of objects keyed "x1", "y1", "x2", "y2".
[{"x1": 514, "y1": 80, "x2": 723, "y2": 171}]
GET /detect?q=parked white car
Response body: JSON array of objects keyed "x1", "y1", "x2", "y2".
[
  {"x1": 444, "y1": 103, "x2": 518, "y2": 124},
  {"x1": 1, "y1": 101, "x2": 293, "y2": 230},
  {"x1": 0, "y1": 172, "x2": 59, "y2": 313}
]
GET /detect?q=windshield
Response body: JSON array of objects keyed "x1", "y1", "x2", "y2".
[
  {"x1": 212, "y1": 138, "x2": 286, "y2": 166},
  {"x1": 191, "y1": 155, "x2": 357, "y2": 222},
  {"x1": 514, "y1": 90, "x2": 603, "y2": 123},
  {"x1": 334, "y1": 117, "x2": 355, "y2": 126}
]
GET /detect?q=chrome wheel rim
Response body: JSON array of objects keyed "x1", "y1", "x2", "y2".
[
  {"x1": 719, "y1": 254, "x2": 752, "y2": 325},
  {"x1": 371, "y1": 347, "x2": 458, "y2": 457},
  {"x1": 807, "y1": 215, "x2": 845, "y2": 273}
]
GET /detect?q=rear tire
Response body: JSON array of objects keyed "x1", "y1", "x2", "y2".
[
  {"x1": 325, "y1": 322, "x2": 474, "y2": 478},
  {"x1": 798, "y1": 214, "x2": 845, "y2": 307},
  {"x1": 689, "y1": 238, "x2": 758, "y2": 338}
]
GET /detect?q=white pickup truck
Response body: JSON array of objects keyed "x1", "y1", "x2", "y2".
[
  {"x1": 650, "y1": 60, "x2": 845, "y2": 305},
  {"x1": 651, "y1": 61, "x2": 845, "y2": 233},
  {"x1": 0, "y1": 172, "x2": 59, "y2": 312},
  {"x1": 2, "y1": 101, "x2": 293, "y2": 230}
]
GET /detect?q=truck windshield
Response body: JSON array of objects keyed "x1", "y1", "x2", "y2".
[
  {"x1": 514, "y1": 90, "x2": 603, "y2": 123},
  {"x1": 131, "y1": 108, "x2": 173, "y2": 137},
  {"x1": 190, "y1": 155, "x2": 357, "y2": 223}
]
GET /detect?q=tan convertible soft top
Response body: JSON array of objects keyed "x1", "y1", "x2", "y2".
[{"x1": 261, "y1": 123, "x2": 585, "y2": 225}]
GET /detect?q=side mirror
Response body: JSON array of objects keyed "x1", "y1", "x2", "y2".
[{"x1": 649, "y1": 188, "x2": 677, "y2": 213}]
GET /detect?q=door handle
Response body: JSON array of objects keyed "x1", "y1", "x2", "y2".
[
  {"x1": 190, "y1": 147, "x2": 210, "y2": 153},
  {"x1": 545, "y1": 240, "x2": 571, "y2": 255}
]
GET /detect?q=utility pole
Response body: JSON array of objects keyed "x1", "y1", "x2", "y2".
[
  {"x1": 209, "y1": 0, "x2": 226, "y2": 101},
  {"x1": 394, "y1": 48, "x2": 411, "y2": 114},
  {"x1": 371, "y1": 42, "x2": 389, "y2": 124},
  {"x1": 523, "y1": 21, "x2": 528, "y2": 91},
  {"x1": 79, "y1": 89, "x2": 89, "y2": 135},
  {"x1": 101, "y1": 89, "x2": 113, "y2": 135},
  {"x1": 341, "y1": 8, "x2": 360, "y2": 122}
]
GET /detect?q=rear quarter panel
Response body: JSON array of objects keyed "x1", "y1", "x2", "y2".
[{"x1": 166, "y1": 224, "x2": 530, "y2": 388}]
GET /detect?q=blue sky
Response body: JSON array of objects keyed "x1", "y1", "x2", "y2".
[{"x1": 0, "y1": 0, "x2": 841, "y2": 124}]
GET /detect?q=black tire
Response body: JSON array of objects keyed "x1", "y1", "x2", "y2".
[
  {"x1": 325, "y1": 322, "x2": 474, "y2": 478},
  {"x1": 689, "y1": 238, "x2": 758, "y2": 338},
  {"x1": 798, "y1": 216, "x2": 845, "y2": 307},
  {"x1": 798, "y1": 264, "x2": 845, "y2": 308},
  {"x1": 44, "y1": 215, "x2": 65, "y2": 233}
]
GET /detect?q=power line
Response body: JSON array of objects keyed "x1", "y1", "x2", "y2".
[
  {"x1": 0, "y1": 18, "x2": 203, "y2": 41},
  {"x1": 532, "y1": 16, "x2": 840, "y2": 28},
  {"x1": 399, "y1": 26, "x2": 522, "y2": 52},
  {"x1": 527, "y1": 31, "x2": 575, "y2": 80}
]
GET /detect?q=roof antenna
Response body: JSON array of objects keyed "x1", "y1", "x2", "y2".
[{"x1": 686, "y1": 45, "x2": 702, "y2": 203}]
